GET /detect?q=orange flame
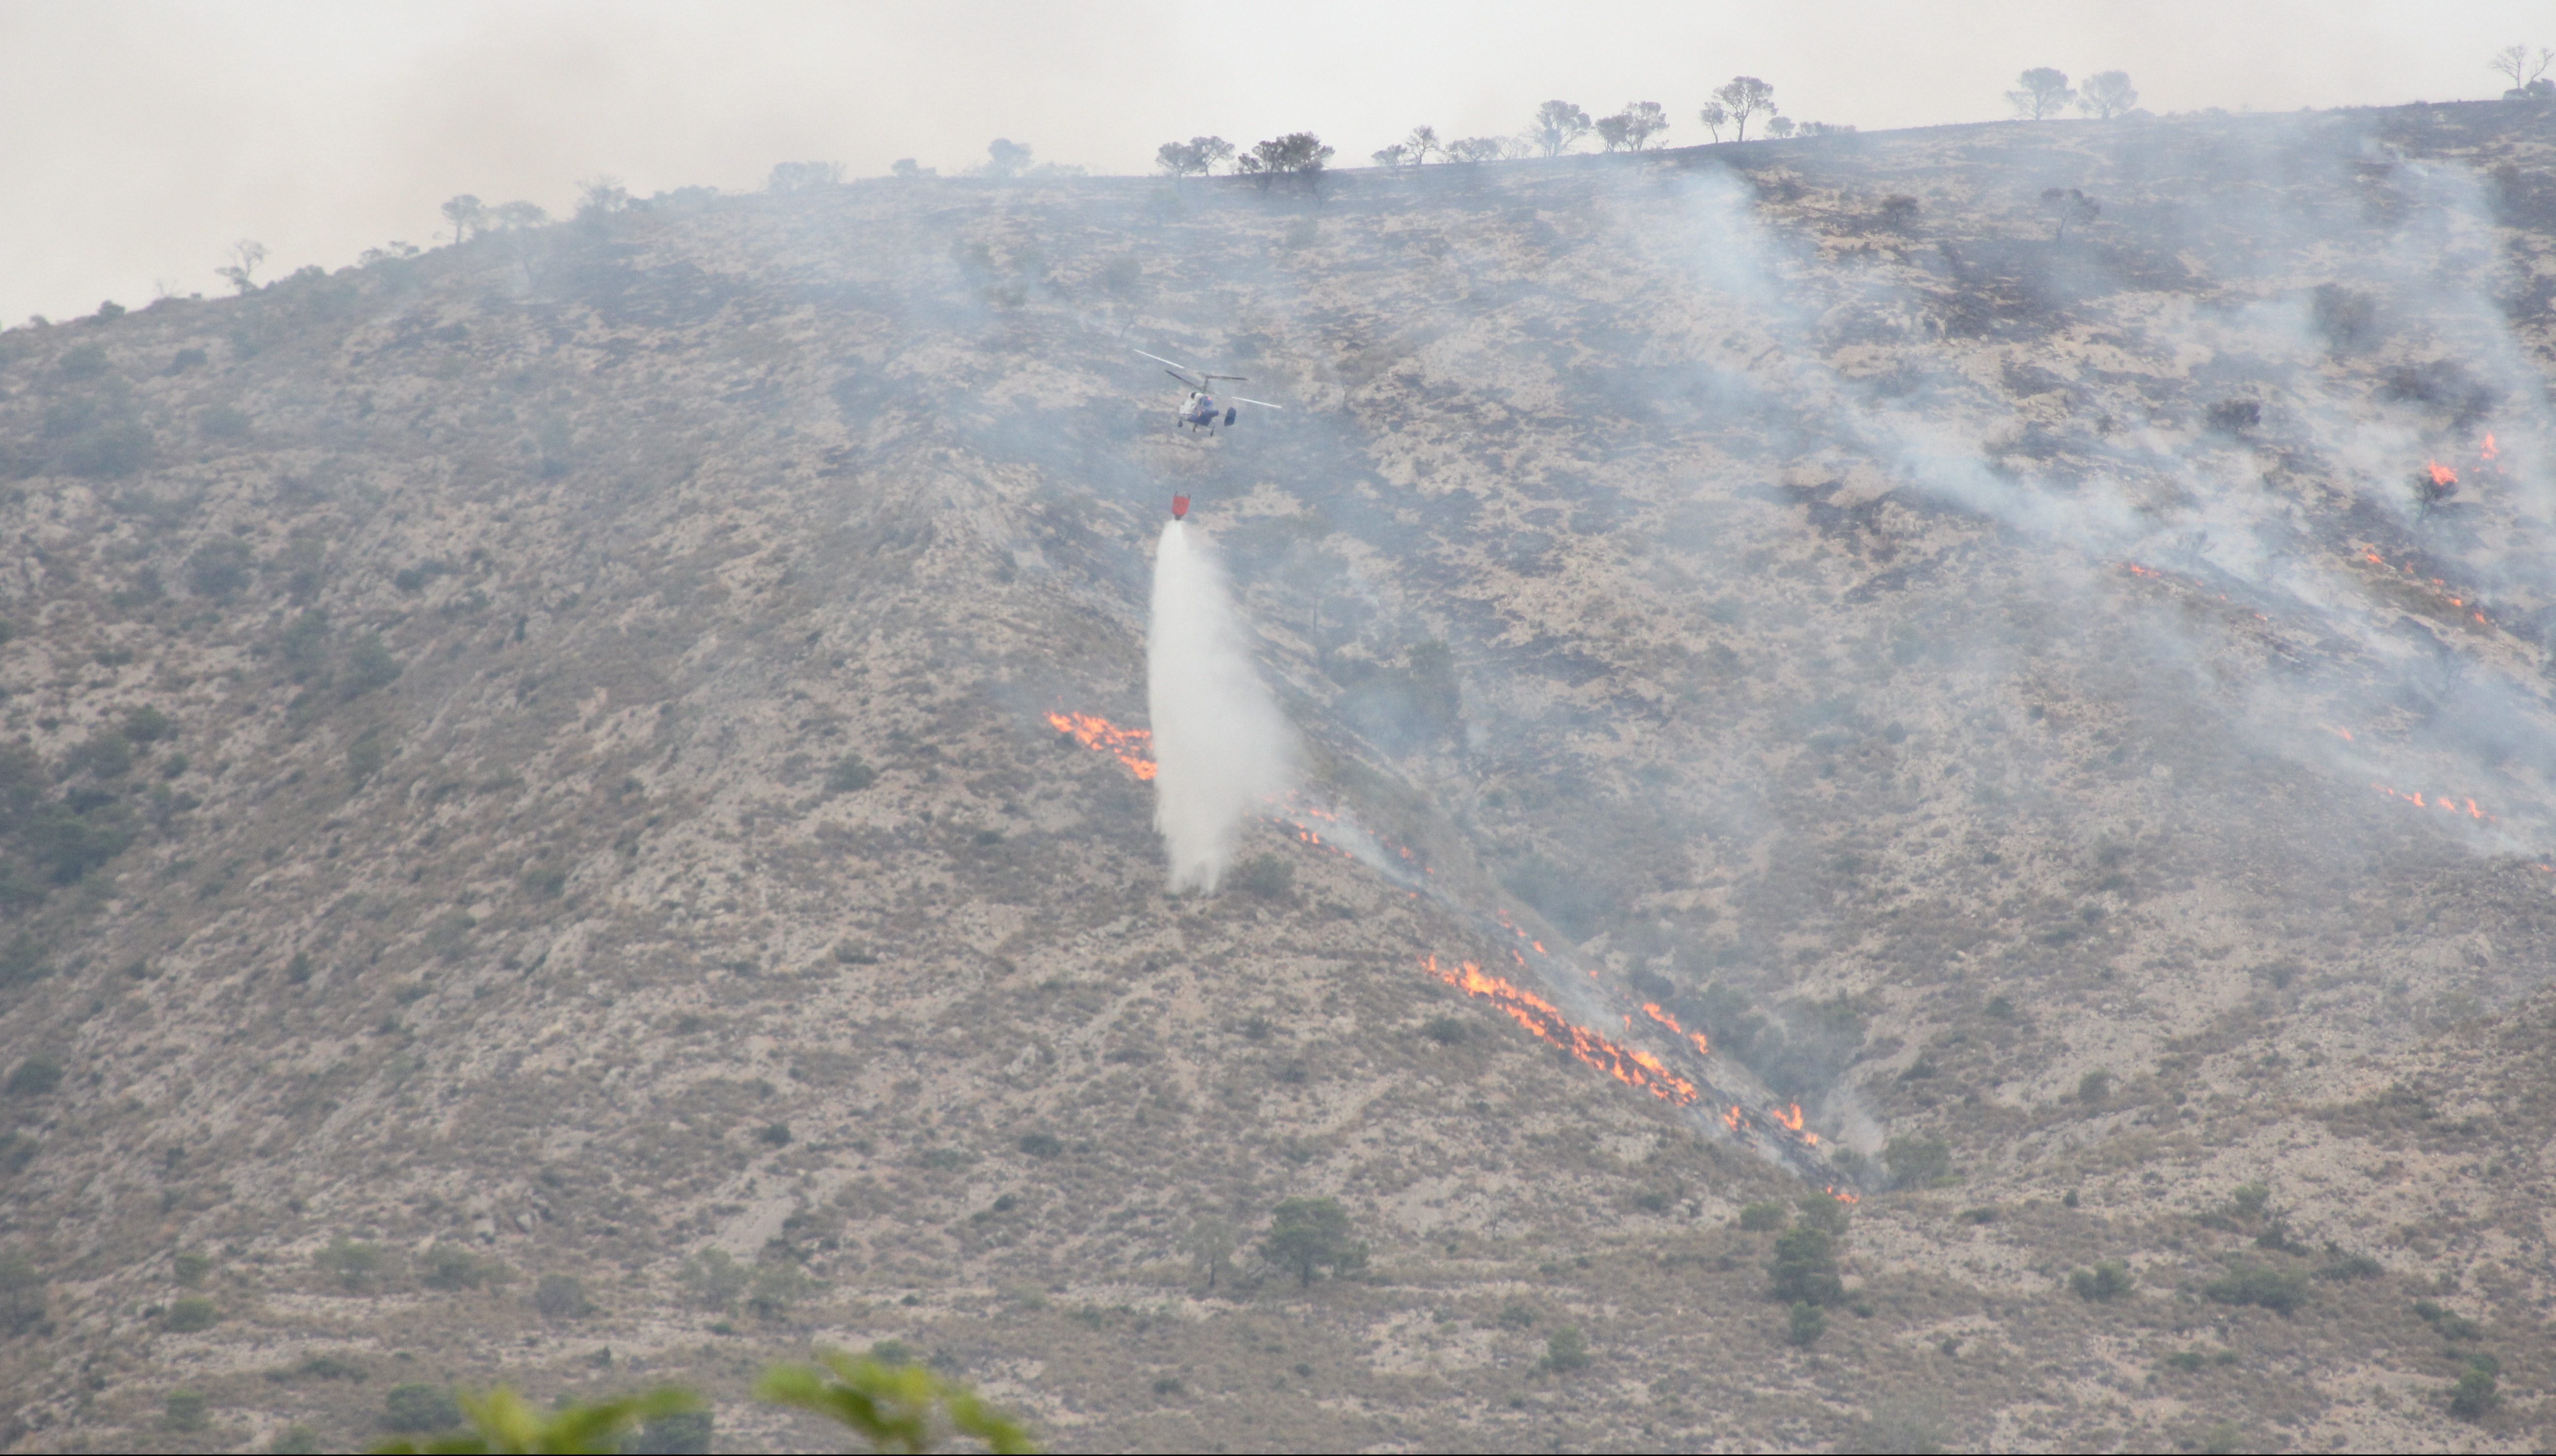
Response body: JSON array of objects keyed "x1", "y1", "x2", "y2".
[
  {"x1": 1825, "y1": 1186, "x2": 1860, "y2": 1204},
  {"x1": 2372, "y1": 783, "x2": 2492, "y2": 821},
  {"x1": 1422, "y1": 957, "x2": 1699, "y2": 1106},
  {"x1": 1046, "y1": 711, "x2": 1157, "y2": 781},
  {"x1": 1771, "y1": 1103, "x2": 1806, "y2": 1133},
  {"x1": 1724, "y1": 1105, "x2": 1743, "y2": 1131},
  {"x1": 2429, "y1": 461, "x2": 2458, "y2": 486},
  {"x1": 2482, "y1": 433, "x2": 2499, "y2": 461},
  {"x1": 2124, "y1": 562, "x2": 2163, "y2": 579},
  {"x1": 1642, "y1": 1003, "x2": 1710, "y2": 1057}
]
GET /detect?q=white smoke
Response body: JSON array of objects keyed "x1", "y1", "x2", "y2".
[{"x1": 1147, "y1": 519, "x2": 1295, "y2": 891}]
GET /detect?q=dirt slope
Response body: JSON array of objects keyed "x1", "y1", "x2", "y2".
[{"x1": 1, "y1": 101, "x2": 2555, "y2": 1452}]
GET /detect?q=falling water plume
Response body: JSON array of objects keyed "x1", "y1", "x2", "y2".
[{"x1": 1147, "y1": 520, "x2": 1294, "y2": 890}]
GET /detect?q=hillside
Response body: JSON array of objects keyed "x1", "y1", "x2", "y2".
[{"x1": 3, "y1": 100, "x2": 2556, "y2": 1452}]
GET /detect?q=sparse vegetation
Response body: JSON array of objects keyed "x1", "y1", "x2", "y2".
[
  {"x1": 2202, "y1": 1262, "x2": 2306, "y2": 1315},
  {"x1": 2069, "y1": 1260, "x2": 2132, "y2": 1301}
]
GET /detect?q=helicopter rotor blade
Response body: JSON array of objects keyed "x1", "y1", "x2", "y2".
[
  {"x1": 1133, "y1": 348, "x2": 1195, "y2": 373},
  {"x1": 1229, "y1": 396, "x2": 1285, "y2": 410},
  {"x1": 1162, "y1": 368, "x2": 1206, "y2": 389},
  {"x1": 1203, "y1": 373, "x2": 1247, "y2": 382}
]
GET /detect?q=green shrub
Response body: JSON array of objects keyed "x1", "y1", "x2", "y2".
[
  {"x1": 1420, "y1": 1016, "x2": 1468, "y2": 1044},
  {"x1": 1016, "y1": 1132, "x2": 1062, "y2": 1157},
  {"x1": 184, "y1": 539, "x2": 252, "y2": 598},
  {"x1": 173, "y1": 1250, "x2": 212, "y2": 1287},
  {"x1": 163, "y1": 1296, "x2": 218, "y2": 1331},
  {"x1": 825, "y1": 755, "x2": 877, "y2": 793},
  {"x1": 5, "y1": 1058, "x2": 61, "y2": 1097},
  {"x1": 2229, "y1": 1182, "x2": 2271, "y2": 1217},
  {"x1": 341, "y1": 632, "x2": 402, "y2": 696},
  {"x1": 1768, "y1": 1224, "x2": 1844, "y2": 1306},
  {"x1": 2077, "y1": 1069, "x2": 2113, "y2": 1104},
  {"x1": 0, "y1": 1254, "x2": 44, "y2": 1334},
  {"x1": 421, "y1": 1243, "x2": 493, "y2": 1291},
  {"x1": 2202, "y1": 1262, "x2": 2306, "y2": 1315},
  {"x1": 1796, "y1": 1193, "x2": 1852, "y2": 1235},
  {"x1": 681, "y1": 1249, "x2": 749, "y2": 1313},
  {"x1": 1229, "y1": 853, "x2": 1295, "y2": 900},
  {"x1": 1496, "y1": 1301, "x2": 1537, "y2": 1330},
  {"x1": 1541, "y1": 1325, "x2": 1590, "y2": 1373},
  {"x1": 1260, "y1": 1197, "x2": 1365, "y2": 1286},
  {"x1": 1882, "y1": 1135, "x2": 1952, "y2": 1189},
  {"x1": 122, "y1": 706, "x2": 175, "y2": 743},
  {"x1": 1737, "y1": 1201, "x2": 1787, "y2": 1232},
  {"x1": 747, "y1": 1262, "x2": 813, "y2": 1320},
  {"x1": 164, "y1": 1389, "x2": 208, "y2": 1430},
  {"x1": 2069, "y1": 1261, "x2": 2133, "y2": 1301},
  {"x1": 268, "y1": 1423, "x2": 321, "y2": 1453},
  {"x1": 2318, "y1": 1251, "x2": 2383, "y2": 1280},
  {"x1": 384, "y1": 1383, "x2": 464, "y2": 1433},
  {"x1": 1786, "y1": 1301, "x2": 1827, "y2": 1347},
  {"x1": 315, "y1": 1237, "x2": 389, "y2": 1291},
  {"x1": 533, "y1": 1274, "x2": 592, "y2": 1319},
  {"x1": 756, "y1": 1122, "x2": 793, "y2": 1147},
  {"x1": 2449, "y1": 1365, "x2": 2499, "y2": 1418}
]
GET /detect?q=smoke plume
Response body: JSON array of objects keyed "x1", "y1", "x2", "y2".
[{"x1": 1147, "y1": 520, "x2": 1295, "y2": 891}]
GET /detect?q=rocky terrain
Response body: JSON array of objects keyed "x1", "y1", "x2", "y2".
[{"x1": 3, "y1": 99, "x2": 2556, "y2": 1452}]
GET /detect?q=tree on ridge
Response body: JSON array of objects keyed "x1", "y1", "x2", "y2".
[
  {"x1": 2007, "y1": 67, "x2": 2076, "y2": 120},
  {"x1": 2078, "y1": 70, "x2": 2138, "y2": 119}
]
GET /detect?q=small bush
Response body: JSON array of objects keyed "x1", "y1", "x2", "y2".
[
  {"x1": 1421, "y1": 1016, "x2": 1469, "y2": 1045},
  {"x1": 1542, "y1": 1325, "x2": 1590, "y2": 1373},
  {"x1": 5, "y1": 1058, "x2": 62, "y2": 1097},
  {"x1": 826, "y1": 755, "x2": 877, "y2": 793},
  {"x1": 1017, "y1": 1132, "x2": 1062, "y2": 1157},
  {"x1": 681, "y1": 1249, "x2": 749, "y2": 1313},
  {"x1": 2076, "y1": 1069, "x2": 2112, "y2": 1104},
  {"x1": 1786, "y1": 1301, "x2": 1827, "y2": 1347},
  {"x1": 164, "y1": 1389, "x2": 208, "y2": 1430},
  {"x1": 1228, "y1": 853, "x2": 1295, "y2": 900},
  {"x1": 342, "y1": 632, "x2": 402, "y2": 696},
  {"x1": 1882, "y1": 1136, "x2": 1952, "y2": 1190},
  {"x1": 421, "y1": 1243, "x2": 491, "y2": 1291},
  {"x1": 2202, "y1": 1262, "x2": 2306, "y2": 1315},
  {"x1": 2069, "y1": 1261, "x2": 2132, "y2": 1301},
  {"x1": 184, "y1": 540, "x2": 253, "y2": 598},
  {"x1": 533, "y1": 1274, "x2": 592, "y2": 1319},
  {"x1": 2204, "y1": 398, "x2": 2262, "y2": 434},
  {"x1": 1497, "y1": 1301, "x2": 1537, "y2": 1330},
  {"x1": 163, "y1": 1297, "x2": 218, "y2": 1331},
  {"x1": 756, "y1": 1122, "x2": 793, "y2": 1147},
  {"x1": 173, "y1": 1251, "x2": 212, "y2": 1287},
  {"x1": 269, "y1": 1423, "x2": 323, "y2": 1453},
  {"x1": 1768, "y1": 1224, "x2": 1844, "y2": 1306},
  {"x1": 384, "y1": 1382, "x2": 464, "y2": 1433},
  {"x1": 2229, "y1": 1182, "x2": 2272, "y2": 1217},
  {"x1": 746, "y1": 1261, "x2": 813, "y2": 1320},
  {"x1": 629, "y1": 1409, "x2": 715, "y2": 1455},
  {"x1": 0, "y1": 1255, "x2": 46, "y2": 1335},
  {"x1": 2450, "y1": 1365, "x2": 2500, "y2": 1418},
  {"x1": 1738, "y1": 1201, "x2": 1788, "y2": 1232},
  {"x1": 122, "y1": 706, "x2": 176, "y2": 743},
  {"x1": 316, "y1": 1237, "x2": 389, "y2": 1290}
]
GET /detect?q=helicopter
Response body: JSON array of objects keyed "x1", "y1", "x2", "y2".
[{"x1": 1134, "y1": 349, "x2": 1283, "y2": 434}]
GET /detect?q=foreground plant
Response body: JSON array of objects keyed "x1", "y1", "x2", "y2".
[
  {"x1": 756, "y1": 1349, "x2": 1034, "y2": 1453},
  {"x1": 373, "y1": 1385, "x2": 699, "y2": 1454}
]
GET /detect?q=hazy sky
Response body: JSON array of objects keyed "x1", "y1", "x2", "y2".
[{"x1": 3, "y1": 1, "x2": 2547, "y2": 324}]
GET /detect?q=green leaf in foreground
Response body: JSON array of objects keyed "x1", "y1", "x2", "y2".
[
  {"x1": 755, "y1": 1349, "x2": 1034, "y2": 1454},
  {"x1": 371, "y1": 1385, "x2": 699, "y2": 1454}
]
